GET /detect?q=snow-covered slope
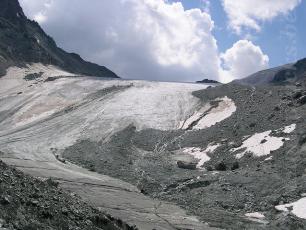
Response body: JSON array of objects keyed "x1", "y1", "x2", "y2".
[{"x1": 0, "y1": 64, "x2": 215, "y2": 143}]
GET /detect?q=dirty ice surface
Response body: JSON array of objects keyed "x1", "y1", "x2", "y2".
[
  {"x1": 0, "y1": 64, "x2": 212, "y2": 151},
  {"x1": 92, "y1": 81, "x2": 209, "y2": 132},
  {"x1": 0, "y1": 63, "x2": 75, "y2": 94}
]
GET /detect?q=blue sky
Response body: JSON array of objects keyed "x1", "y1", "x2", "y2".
[
  {"x1": 20, "y1": 0, "x2": 305, "y2": 82},
  {"x1": 173, "y1": 0, "x2": 306, "y2": 68}
]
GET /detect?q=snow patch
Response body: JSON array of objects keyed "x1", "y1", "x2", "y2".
[
  {"x1": 183, "y1": 143, "x2": 220, "y2": 168},
  {"x1": 231, "y1": 130, "x2": 289, "y2": 159},
  {"x1": 194, "y1": 96, "x2": 236, "y2": 129},
  {"x1": 231, "y1": 124, "x2": 296, "y2": 159},
  {"x1": 275, "y1": 198, "x2": 306, "y2": 219},
  {"x1": 245, "y1": 212, "x2": 265, "y2": 219},
  {"x1": 180, "y1": 96, "x2": 236, "y2": 130},
  {"x1": 281, "y1": 124, "x2": 296, "y2": 134},
  {"x1": 180, "y1": 104, "x2": 211, "y2": 129},
  {"x1": 264, "y1": 156, "x2": 273, "y2": 161}
]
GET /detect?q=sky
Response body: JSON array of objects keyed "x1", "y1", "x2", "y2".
[{"x1": 19, "y1": 0, "x2": 305, "y2": 83}]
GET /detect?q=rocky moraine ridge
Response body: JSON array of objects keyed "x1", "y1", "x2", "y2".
[{"x1": 62, "y1": 73, "x2": 306, "y2": 229}]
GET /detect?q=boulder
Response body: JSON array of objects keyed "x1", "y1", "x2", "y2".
[
  {"x1": 261, "y1": 139, "x2": 267, "y2": 144},
  {"x1": 0, "y1": 195, "x2": 11, "y2": 205},
  {"x1": 215, "y1": 162, "x2": 227, "y2": 171},
  {"x1": 177, "y1": 161, "x2": 197, "y2": 170},
  {"x1": 55, "y1": 154, "x2": 66, "y2": 164},
  {"x1": 297, "y1": 95, "x2": 306, "y2": 105},
  {"x1": 230, "y1": 141, "x2": 243, "y2": 148},
  {"x1": 249, "y1": 122, "x2": 256, "y2": 128},
  {"x1": 45, "y1": 77, "x2": 57, "y2": 82},
  {"x1": 292, "y1": 90, "x2": 303, "y2": 99},
  {"x1": 274, "y1": 105, "x2": 281, "y2": 111},
  {"x1": 206, "y1": 166, "x2": 214, "y2": 171},
  {"x1": 0, "y1": 218, "x2": 5, "y2": 228},
  {"x1": 231, "y1": 162, "x2": 240, "y2": 171},
  {"x1": 268, "y1": 113, "x2": 275, "y2": 120},
  {"x1": 299, "y1": 133, "x2": 306, "y2": 146}
]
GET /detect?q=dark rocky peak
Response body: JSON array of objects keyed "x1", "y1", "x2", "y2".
[
  {"x1": 294, "y1": 57, "x2": 306, "y2": 74},
  {"x1": 0, "y1": 0, "x2": 118, "y2": 78},
  {"x1": 196, "y1": 78, "x2": 220, "y2": 84},
  {"x1": 0, "y1": 0, "x2": 25, "y2": 21},
  {"x1": 235, "y1": 57, "x2": 306, "y2": 86}
]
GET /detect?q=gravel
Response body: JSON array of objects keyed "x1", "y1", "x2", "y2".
[{"x1": 0, "y1": 160, "x2": 136, "y2": 230}]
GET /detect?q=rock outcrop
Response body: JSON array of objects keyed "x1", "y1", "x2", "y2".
[{"x1": 0, "y1": 0, "x2": 118, "y2": 78}]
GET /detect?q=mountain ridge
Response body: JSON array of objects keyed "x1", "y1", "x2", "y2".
[
  {"x1": 0, "y1": 0, "x2": 118, "y2": 78},
  {"x1": 236, "y1": 58, "x2": 306, "y2": 85}
]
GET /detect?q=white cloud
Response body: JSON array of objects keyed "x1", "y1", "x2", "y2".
[
  {"x1": 20, "y1": 0, "x2": 222, "y2": 82},
  {"x1": 21, "y1": 0, "x2": 51, "y2": 24},
  {"x1": 220, "y1": 40, "x2": 269, "y2": 81},
  {"x1": 33, "y1": 12, "x2": 47, "y2": 23},
  {"x1": 222, "y1": 0, "x2": 301, "y2": 34},
  {"x1": 19, "y1": 0, "x2": 269, "y2": 83}
]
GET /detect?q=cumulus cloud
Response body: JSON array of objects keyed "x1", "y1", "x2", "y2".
[
  {"x1": 222, "y1": 0, "x2": 301, "y2": 34},
  {"x1": 19, "y1": 0, "x2": 269, "y2": 82},
  {"x1": 21, "y1": 0, "x2": 51, "y2": 23},
  {"x1": 220, "y1": 40, "x2": 269, "y2": 81},
  {"x1": 20, "y1": 0, "x2": 222, "y2": 82}
]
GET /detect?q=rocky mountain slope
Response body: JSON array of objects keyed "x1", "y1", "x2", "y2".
[
  {"x1": 0, "y1": 160, "x2": 136, "y2": 230},
  {"x1": 0, "y1": 0, "x2": 118, "y2": 78},
  {"x1": 236, "y1": 58, "x2": 306, "y2": 85}
]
